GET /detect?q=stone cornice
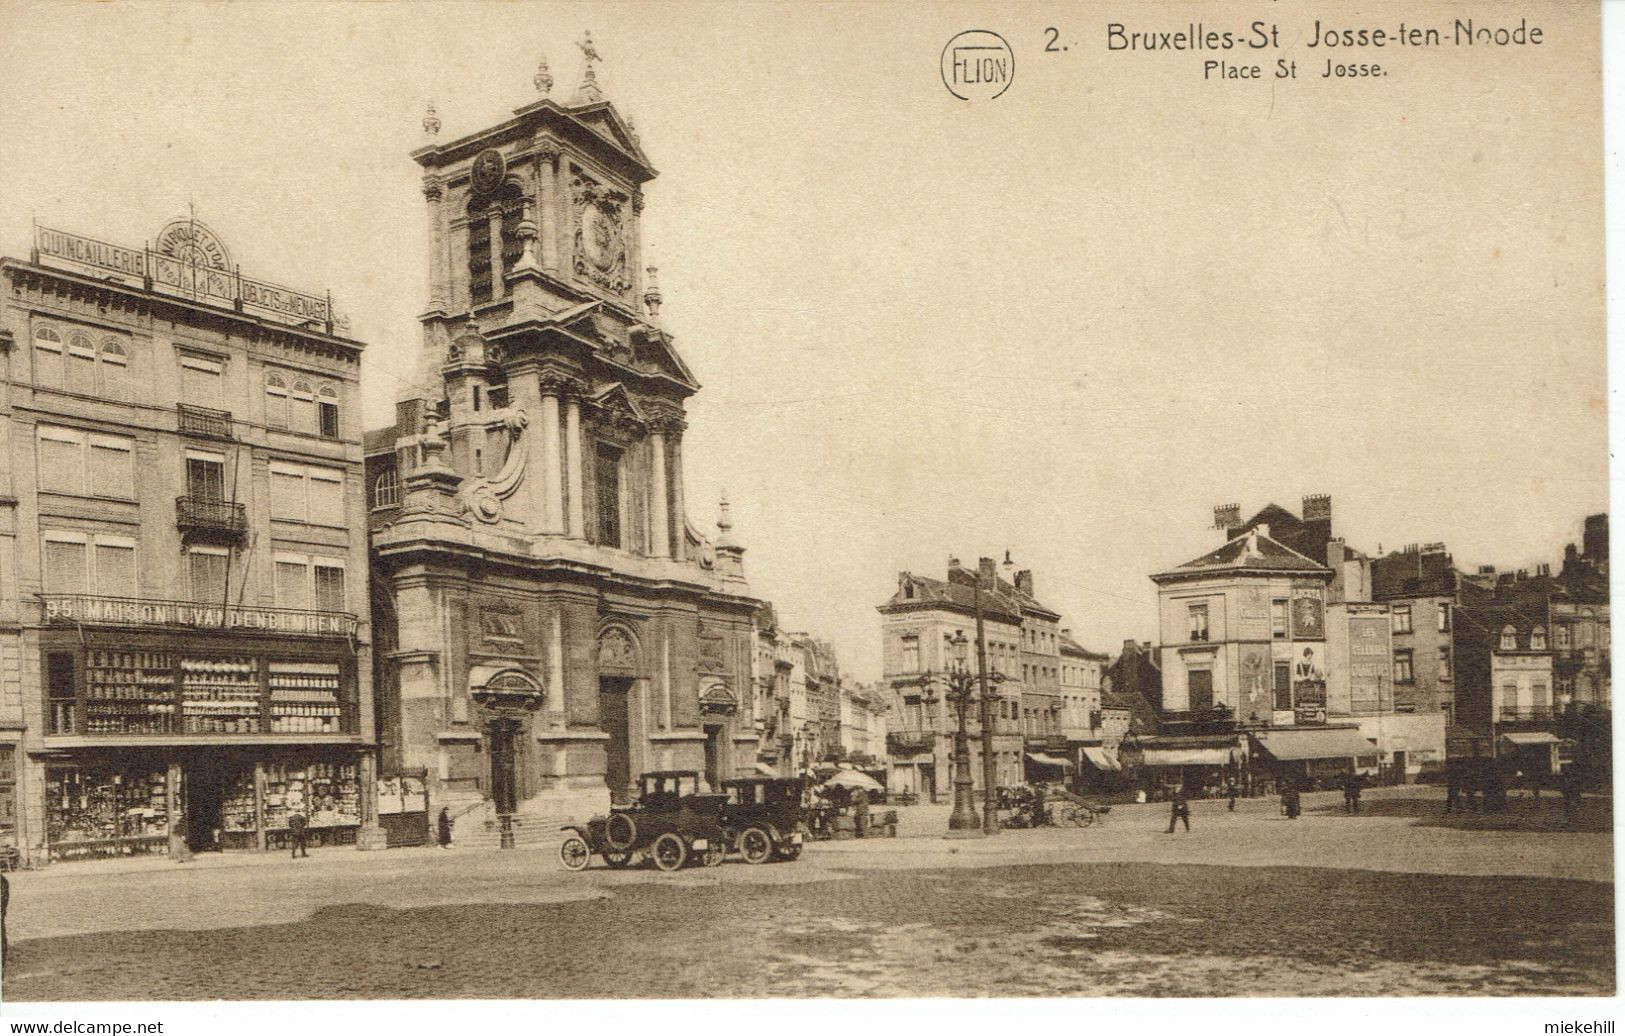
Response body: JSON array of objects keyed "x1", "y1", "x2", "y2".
[{"x1": 2, "y1": 260, "x2": 365, "y2": 361}]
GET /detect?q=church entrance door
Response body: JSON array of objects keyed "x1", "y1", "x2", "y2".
[{"x1": 599, "y1": 678, "x2": 632, "y2": 804}]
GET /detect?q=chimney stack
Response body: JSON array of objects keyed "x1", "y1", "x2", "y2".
[
  {"x1": 1214, "y1": 503, "x2": 1241, "y2": 531},
  {"x1": 1015, "y1": 570, "x2": 1034, "y2": 597},
  {"x1": 978, "y1": 556, "x2": 997, "y2": 586},
  {"x1": 948, "y1": 556, "x2": 961, "y2": 572},
  {"x1": 1303, "y1": 494, "x2": 1332, "y2": 522}
]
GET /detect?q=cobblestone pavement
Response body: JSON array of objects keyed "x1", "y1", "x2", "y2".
[{"x1": 2, "y1": 787, "x2": 1612, "y2": 999}]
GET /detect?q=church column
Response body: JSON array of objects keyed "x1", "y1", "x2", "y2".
[
  {"x1": 648, "y1": 423, "x2": 669, "y2": 558},
  {"x1": 487, "y1": 205, "x2": 504, "y2": 298},
  {"x1": 424, "y1": 178, "x2": 447, "y2": 312},
  {"x1": 557, "y1": 156, "x2": 573, "y2": 281},
  {"x1": 628, "y1": 189, "x2": 645, "y2": 306},
  {"x1": 668, "y1": 422, "x2": 688, "y2": 561},
  {"x1": 565, "y1": 387, "x2": 585, "y2": 538},
  {"x1": 540, "y1": 376, "x2": 565, "y2": 534},
  {"x1": 536, "y1": 146, "x2": 559, "y2": 274}
]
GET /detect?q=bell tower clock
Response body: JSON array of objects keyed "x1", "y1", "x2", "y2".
[{"x1": 409, "y1": 33, "x2": 658, "y2": 399}]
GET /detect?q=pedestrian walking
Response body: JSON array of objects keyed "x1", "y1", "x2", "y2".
[
  {"x1": 1225, "y1": 778, "x2": 1238, "y2": 812},
  {"x1": 1341, "y1": 773, "x2": 1356, "y2": 814},
  {"x1": 288, "y1": 809, "x2": 309, "y2": 859},
  {"x1": 1561, "y1": 769, "x2": 1581, "y2": 825},
  {"x1": 1031, "y1": 783, "x2": 1047, "y2": 828},
  {"x1": 437, "y1": 806, "x2": 453, "y2": 848},
  {"x1": 1166, "y1": 786, "x2": 1191, "y2": 833},
  {"x1": 1282, "y1": 782, "x2": 1301, "y2": 820},
  {"x1": 1350, "y1": 774, "x2": 1363, "y2": 814},
  {"x1": 852, "y1": 788, "x2": 871, "y2": 838}
]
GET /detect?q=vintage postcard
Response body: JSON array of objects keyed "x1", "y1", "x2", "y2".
[{"x1": 0, "y1": 0, "x2": 1611, "y2": 1023}]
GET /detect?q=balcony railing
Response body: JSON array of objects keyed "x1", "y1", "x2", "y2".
[
  {"x1": 176, "y1": 496, "x2": 247, "y2": 539},
  {"x1": 177, "y1": 403, "x2": 235, "y2": 440},
  {"x1": 38, "y1": 593, "x2": 360, "y2": 639},
  {"x1": 887, "y1": 732, "x2": 936, "y2": 755},
  {"x1": 1498, "y1": 706, "x2": 1557, "y2": 724}
]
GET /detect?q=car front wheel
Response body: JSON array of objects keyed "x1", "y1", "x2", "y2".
[
  {"x1": 558, "y1": 835, "x2": 591, "y2": 871},
  {"x1": 739, "y1": 827, "x2": 773, "y2": 865},
  {"x1": 651, "y1": 832, "x2": 688, "y2": 872}
]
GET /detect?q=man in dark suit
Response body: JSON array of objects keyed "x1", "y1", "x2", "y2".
[{"x1": 288, "y1": 810, "x2": 309, "y2": 858}]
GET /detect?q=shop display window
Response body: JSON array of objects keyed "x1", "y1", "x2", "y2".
[{"x1": 46, "y1": 763, "x2": 170, "y2": 856}]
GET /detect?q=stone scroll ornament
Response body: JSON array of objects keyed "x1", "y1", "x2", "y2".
[
  {"x1": 571, "y1": 175, "x2": 631, "y2": 296},
  {"x1": 457, "y1": 410, "x2": 530, "y2": 523}
]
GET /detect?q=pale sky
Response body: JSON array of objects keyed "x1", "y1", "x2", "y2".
[{"x1": 0, "y1": 2, "x2": 1606, "y2": 681}]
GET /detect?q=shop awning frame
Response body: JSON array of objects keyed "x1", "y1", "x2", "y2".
[
  {"x1": 1080, "y1": 746, "x2": 1121, "y2": 771},
  {"x1": 1140, "y1": 747, "x2": 1233, "y2": 767},
  {"x1": 1025, "y1": 752, "x2": 1072, "y2": 769},
  {"x1": 1253, "y1": 728, "x2": 1378, "y2": 762}
]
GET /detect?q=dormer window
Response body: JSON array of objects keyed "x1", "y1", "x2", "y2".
[
  {"x1": 1531, "y1": 626, "x2": 1548, "y2": 651},
  {"x1": 1500, "y1": 625, "x2": 1518, "y2": 651}
]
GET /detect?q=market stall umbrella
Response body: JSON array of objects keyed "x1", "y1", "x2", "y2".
[{"x1": 823, "y1": 769, "x2": 884, "y2": 793}]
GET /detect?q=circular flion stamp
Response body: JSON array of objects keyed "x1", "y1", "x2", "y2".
[{"x1": 941, "y1": 30, "x2": 1014, "y2": 101}]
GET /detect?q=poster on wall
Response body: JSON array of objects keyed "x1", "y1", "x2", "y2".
[
  {"x1": 1349, "y1": 615, "x2": 1392, "y2": 714},
  {"x1": 1238, "y1": 644, "x2": 1273, "y2": 721},
  {"x1": 1293, "y1": 646, "x2": 1327, "y2": 724},
  {"x1": 1291, "y1": 595, "x2": 1325, "y2": 640}
]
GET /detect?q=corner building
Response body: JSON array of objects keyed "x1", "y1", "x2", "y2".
[
  {"x1": 367, "y1": 57, "x2": 763, "y2": 838},
  {"x1": 0, "y1": 218, "x2": 378, "y2": 864}
]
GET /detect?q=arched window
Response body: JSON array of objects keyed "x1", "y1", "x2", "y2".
[
  {"x1": 1531, "y1": 626, "x2": 1548, "y2": 651},
  {"x1": 372, "y1": 467, "x2": 400, "y2": 509},
  {"x1": 99, "y1": 339, "x2": 129, "y2": 401},
  {"x1": 317, "y1": 383, "x2": 339, "y2": 439},
  {"x1": 33, "y1": 325, "x2": 64, "y2": 388},
  {"x1": 290, "y1": 379, "x2": 316, "y2": 435},
  {"x1": 1500, "y1": 625, "x2": 1518, "y2": 651},
  {"x1": 265, "y1": 372, "x2": 289, "y2": 429},
  {"x1": 65, "y1": 332, "x2": 96, "y2": 395}
]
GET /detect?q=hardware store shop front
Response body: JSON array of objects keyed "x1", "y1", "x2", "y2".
[{"x1": 33, "y1": 618, "x2": 375, "y2": 863}]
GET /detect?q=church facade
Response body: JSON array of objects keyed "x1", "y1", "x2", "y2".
[{"x1": 366, "y1": 46, "x2": 763, "y2": 837}]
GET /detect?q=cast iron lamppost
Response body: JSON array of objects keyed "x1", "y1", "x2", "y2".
[
  {"x1": 916, "y1": 630, "x2": 981, "y2": 833},
  {"x1": 973, "y1": 593, "x2": 1007, "y2": 836}
]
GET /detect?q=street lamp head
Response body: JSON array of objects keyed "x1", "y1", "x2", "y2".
[{"x1": 948, "y1": 629, "x2": 970, "y2": 667}]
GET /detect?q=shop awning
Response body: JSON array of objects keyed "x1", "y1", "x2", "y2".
[
  {"x1": 1501, "y1": 732, "x2": 1562, "y2": 746},
  {"x1": 1254, "y1": 728, "x2": 1377, "y2": 762},
  {"x1": 1080, "y1": 746, "x2": 1121, "y2": 771},
  {"x1": 1141, "y1": 747, "x2": 1232, "y2": 767},
  {"x1": 1025, "y1": 752, "x2": 1071, "y2": 769}
]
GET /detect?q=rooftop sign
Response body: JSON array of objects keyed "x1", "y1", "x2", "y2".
[{"x1": 33, "y1": 222, "x2": 349, "y2": 335}]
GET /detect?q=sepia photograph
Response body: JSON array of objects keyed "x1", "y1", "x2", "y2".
[{"x1": 0, "y1": 0, "x2": 1613, "y2": 1020}]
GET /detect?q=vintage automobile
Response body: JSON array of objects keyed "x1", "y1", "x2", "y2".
[
  {"x1": 558, "y1": 770, "x2": 728, "y2": 872},
  {"x1": 719, "y1": 776, "x2": 808, "y2": 863}
]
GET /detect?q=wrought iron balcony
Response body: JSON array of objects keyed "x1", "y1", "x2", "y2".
[
  {"x1": 1498, "y1": 706, "x2": 1556, "y2": 724},
  {"x1": 176, "y1": 496, "x2": 246, "y2": 540},
  {"x1": 177, "y1": 403, "x2": 234, "y2": 440},
  {"x1": 887, "y1": 731, "x2": 936, "y2": 755}
]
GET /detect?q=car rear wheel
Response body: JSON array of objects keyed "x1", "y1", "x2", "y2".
[
  {"x1": 558, "y1": 835, "x2": 591, "y2": 871},
  {"x1": 651, "y1": 832, "x2": 688, "y2": 872},
  {"x1": 701, "y1": 844, "x2": 725, "y2": 867},
  {"x1": 739, "y1": 827, "x2": 773, "y2": 865},
  {"x1": 603, "y1": 850, "x2": 634, "y2": 869}
]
